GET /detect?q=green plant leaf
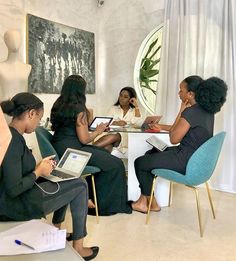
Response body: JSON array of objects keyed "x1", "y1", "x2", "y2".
[
  {"x1": 139, "y1": 29, "x2": 162, "y2": 104},
  {"x1": 141, "y1": 38, "x2": 158, "y2": 66},
  {"x1": 149, "y1": 45, "x2": 161, "y2": 60},
  {"x1": 140, "y1": 69, "x2": 159, "y2": 78}
]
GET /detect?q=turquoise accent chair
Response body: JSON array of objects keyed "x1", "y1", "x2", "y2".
[
  {"x1": 146, "y1": 132, "x2": 226, "y2": 237},
  {"x1": 35, "y1": 126, "x2": 101, "y2": 223}
]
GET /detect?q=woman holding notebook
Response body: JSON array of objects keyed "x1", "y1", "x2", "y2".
[
  {"x1": 132, "y1": 75, "x2": 227, "y2": 213},
  {"x1": 0, "y1": 93, "x2": 99, "y2": 260},
  {"x1": 50, "y1": 75, "x2": 132, "y2": 215}
]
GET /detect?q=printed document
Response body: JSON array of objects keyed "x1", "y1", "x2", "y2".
[{"x1": 0, "y1": 219, "x2": 66, "y2": 255}]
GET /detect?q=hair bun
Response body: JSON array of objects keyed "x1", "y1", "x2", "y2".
[
  {"x1": 0, "y1": 100, "x2": 16, "y2": 116},
  {"x1": 0, "y1": 92, "x2": 43, "y2": 118},
  {"x1": 195, "y1": 76, "x2": 227, "y2": 113}
]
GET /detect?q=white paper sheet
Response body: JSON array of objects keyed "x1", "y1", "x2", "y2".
[{"x1": 0, "y1": 220, "x2": 66, "y2": 255}]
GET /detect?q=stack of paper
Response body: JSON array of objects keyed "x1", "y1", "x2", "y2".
[{"x1": 0, "y1": 219, "x2": 66, "y2": 255}]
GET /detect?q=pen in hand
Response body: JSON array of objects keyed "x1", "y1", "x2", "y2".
[{"x1": 15, "y1": 239, "x2": 35, "y2": 250}]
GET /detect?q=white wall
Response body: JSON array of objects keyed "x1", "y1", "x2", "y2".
[
  {"x1": 0, "y1": 0, "x2": 164, "y2": 159},
  {"x1": 0, "y1": 0, "x2": 164, "y2": 117},
  {"x1": 95, "y1": 0, "x2": 164, "y2": 114},
  {"x1": 0, "y1": 1, "x2": 26, "y2": 62}
]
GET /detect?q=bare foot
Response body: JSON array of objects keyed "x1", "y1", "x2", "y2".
[
  {"x1": 131, "y1": 201, "x2": 148, "y2": 213},
  {"x1": 148, "y1": 196, "x2": 161, "y2": 212},
  {"x1": 150, "y1": 206, "x2": 161, "y2": 212},
  {"x1": 88, "y1": 199, "x2": 95, "y2": 209}
]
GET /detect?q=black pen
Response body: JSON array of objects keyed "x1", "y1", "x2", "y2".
[{"x1": 15, "y1": 239, "x2": 35, "y2": 250}]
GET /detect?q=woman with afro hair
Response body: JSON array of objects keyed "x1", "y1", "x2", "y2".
[{"x1": 132, "y1": 75, "x2": 227, "y2": 213}]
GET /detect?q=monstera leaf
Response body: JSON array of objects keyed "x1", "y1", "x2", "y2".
[{"x1": 139, "y1": 38, "x2": 161, "y2": 96}]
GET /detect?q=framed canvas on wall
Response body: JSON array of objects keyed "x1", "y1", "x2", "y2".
[{"x1": 26, "y1": 14, "x2": 95, "y2": 94}]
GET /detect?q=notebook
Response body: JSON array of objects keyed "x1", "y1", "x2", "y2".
[
  {"x1": 43, "y1": 148, "x2": 91, "y2": 182},
  {"x1": 141, "y1": 115, "x2": 162, "y2": 130},
  {"x1": 89, "y1": 116, "x2": 113, "y2": 131},
  {"x1": 146, "y1": 135, "x2": 168, "y2": 152}
]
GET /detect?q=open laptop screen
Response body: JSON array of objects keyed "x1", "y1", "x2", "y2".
[{"x1": 57, "y1": 149, "x2": 91, "y2": 175}]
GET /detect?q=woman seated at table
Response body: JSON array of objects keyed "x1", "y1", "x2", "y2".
[
  {"x1": 132, "y1": 75, "x2": 227, "y2": 213},
  {"x1": 50, "y1": 75, "x2": 132, "y2": 215},
  {"x1": 96, "y1": 87, "x2": 142, "y2": 156},
  {"x1": 0, "y1": 93, "x2": 99, "y2": 260}
]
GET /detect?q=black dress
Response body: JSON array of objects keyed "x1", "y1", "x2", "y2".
[
  {"x1": 135, "y1": 104, "x2": 215, "y2": 195},
  {"x1": 52, "y1": 123, "x2": 132, "y2": 216}
]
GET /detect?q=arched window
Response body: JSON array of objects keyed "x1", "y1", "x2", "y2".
[{"x1": 134, "y1": 24, "x2": 163, "y2": 114}]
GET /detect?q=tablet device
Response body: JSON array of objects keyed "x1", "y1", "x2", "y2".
[
  {"x1": 141, "y1": 115, "x2": 162, "y2": 130},
  {"x1": 146, "y1": 135, "x2": 168, "y2": 152},
  {"x1": 89, "y1": 116, "x2": 113, "y2": 131}
]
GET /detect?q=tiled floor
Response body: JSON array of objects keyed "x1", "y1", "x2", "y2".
[{"x1": 55, "y1": 184, "x2": 236, "y2": 261}]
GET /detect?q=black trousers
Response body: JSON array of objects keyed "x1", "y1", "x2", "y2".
[
  {"x1": 53, "y1": 136, "x2": 131, "y2": 215},
  {"x1": 134, "y1": 147, "x2": 186, "y2": 196},
  {"x1": 41, "y1": 178, "x2": 88, "y2": 240}
]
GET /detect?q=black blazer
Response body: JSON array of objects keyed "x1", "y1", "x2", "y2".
[{"x1": 0, "y1": 127, "x2": 43, "y2": 221}]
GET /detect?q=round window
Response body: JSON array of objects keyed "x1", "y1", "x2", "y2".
[{"x1": 134, "y1": 24, "x2": 163, "y2": 114}]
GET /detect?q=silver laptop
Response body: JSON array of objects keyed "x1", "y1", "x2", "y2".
[{"x1": 44, "y1": 148, "x2": 92, "y2": 182}]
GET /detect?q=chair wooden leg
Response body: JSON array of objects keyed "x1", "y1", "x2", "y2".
[
  {"x1": 91, "y1": 175, "x2": 99, "y2": 224},
  {"x1": 168, "y1": 182, "x2": 172, "y2": 207},
  {"x1": 205, "y1": 182, "x2": 215, "y2": 219},
  {"x1": 192, "y1": 187, "x2": 203, "y2": 237},
  {"x1": 146, "y1": 177, "x2": 157, "y2": 225}
]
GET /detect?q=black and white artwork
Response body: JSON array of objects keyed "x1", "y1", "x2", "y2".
[{"x1": 27, "y1": 14, "x2": 95, "y2": 94}]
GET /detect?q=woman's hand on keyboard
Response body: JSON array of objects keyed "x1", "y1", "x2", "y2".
[{"x1": 34, "y1": 155, "x2": 56, "y2": 178}]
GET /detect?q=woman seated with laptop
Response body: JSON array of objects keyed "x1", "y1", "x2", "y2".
[
  {"x1": 50, "y1": 75, "x2": 132, "y2": 215},
  {"x1": 0, "y1": 92, "x2": 99, "y2": 260}
]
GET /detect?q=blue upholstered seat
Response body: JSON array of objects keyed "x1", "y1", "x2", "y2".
[
  {"x1": 35, "y1": 126, "x2": 59, "y2": 162},
  {"x1": 146, "y1": 132, "x2": 226, "y2": 237},
  {"x1": 83, "y1": 165, "x2": 101, "y2": 175}
]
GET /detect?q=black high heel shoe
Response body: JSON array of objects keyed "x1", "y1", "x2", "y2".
[
  {"x1": 66, "y1": 234, "x2": 99, "y2": 260},
  {"x1": 83, "y1": 246, "x2": 99, "y2": 261},
  {"x1": 66, "y1": 233, "x2": 73, "y2": 241}
]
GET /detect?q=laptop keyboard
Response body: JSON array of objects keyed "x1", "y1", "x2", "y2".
[{"x1": 52, "y1": 169, "x2": 74, "y2": 179}]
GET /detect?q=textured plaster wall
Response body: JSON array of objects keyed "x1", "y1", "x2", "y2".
[{"x1": 0, "y1": 0, "x2": 164, "y2": 159}]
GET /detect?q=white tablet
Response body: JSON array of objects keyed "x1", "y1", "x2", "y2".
[
  {"x1": 141, "y1": 115, "x2": 162, "y2": 130},
  {"x1": 89, "y1": 116, "x2": 113, "y2": 130}
]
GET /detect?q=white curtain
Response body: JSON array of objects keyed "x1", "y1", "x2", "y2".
[{"x1": 156, "y1": 0, "x2": 236, "y2": 193}]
